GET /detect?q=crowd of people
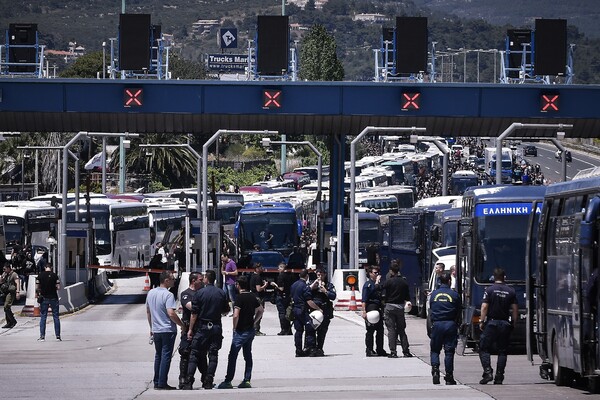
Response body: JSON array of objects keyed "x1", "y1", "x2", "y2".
[{"x1": 144, "y1": 254, "x2": 519, "y2": 390}]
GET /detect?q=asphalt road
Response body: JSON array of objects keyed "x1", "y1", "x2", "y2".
[{"x1": 0, "y1": 276, "x2": 595, "y2": 399}]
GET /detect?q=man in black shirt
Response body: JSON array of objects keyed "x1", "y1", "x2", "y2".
[
  {"x1": 272, "y1": 262, "x2": 295, "y2": 335},
  {"x1": 382, "y1": 262, "x2": 412, "y2": 358},
  {"x1": 36, "y1": 263, "x2": 61, "y2": 341},
  {"x1": 177, "y1": 272, "x2": 204, "y2": 389},
  {"x1": 183, "y1": 269, "x2": 229, "y2": 390},
  {"x1": 478, "y1": 268, "x2": 518, "y2": 385},
  {"x1": 217, "y1": 276, "x2": 263, "y2": 389},
  {"x1": 250, "y1": 263, "x2": 269, "y2": 336}
]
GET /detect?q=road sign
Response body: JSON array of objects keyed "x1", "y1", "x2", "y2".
[
  {"x1": 124, "y1": 88, "x2": 143, "y2": 107},
  {"x1": 219, "y1": 28, "x2": 237, "y2": 49},
  {"x1": 66, "y1": 222, "x2": 89, "y2": 238},
  {"x1": 207, "y1": 54, "x2": 251, "y2": 72}
]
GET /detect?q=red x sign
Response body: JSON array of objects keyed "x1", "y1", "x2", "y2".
[
  {"x1": 124, "y1": 88, "x2": 143, "y2": 107},
  {"x1": 540, "y1": 93, "x2": 559, "y2": 112},
  {"x1": 402, "y1": 92, "x2": 420, "y2": 110},
  {"x1": 263, "y1": 90, "x2": 282, "y2": 109}
]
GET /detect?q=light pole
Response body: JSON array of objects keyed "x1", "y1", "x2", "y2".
[
  {"x1": 349, "y1": 127, "x2": 426, "y2": 269},
  {"x1": 495, "y1": 123, "x2": 573, "y2": 184},
  {"x1": 102, "y1": 41, "x2": 106, "y2": 79},
  {"x1": 202, "y1": 130, "x2": 277, "y2": 271},
  {"x1": 140, "y1": 143, "x2": 201, "y2": 271},
  {"x1": 21, "y1": 150, "x2": 30, "y2": 199},
  {"x1": 59, "y1": 132, "x2": 138, "y2": 286},
  {"x1": 179, "y1": 192, "x2": 191, "y2": 273}
]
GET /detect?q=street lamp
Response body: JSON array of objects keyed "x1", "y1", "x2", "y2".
[
  {"x1": 349, "y1": 127, "x2": 426, "y2": 269},
  {"x1": 102, "y1": 41, "x2": 106, "y2": 79},
  {"x1": 21, "y1": 150, "x2": 30, "y2": 199},
  {"x1": 202, "y1": 130, "x2": 277, "y2": 271},
  {"x1": 179, "y1": 192, "x2": 191, "y2": 273},
  {"x1": 59, "y1": 132, "x2": 139, "y2": 286},
  {"x1": 140, "y1": 142, "x2": 201, "y2": 271}
]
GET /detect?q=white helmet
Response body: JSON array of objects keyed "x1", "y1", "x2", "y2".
[
  {"x1": 404, "y1": 301, "x2": 413, "y2": 314},
  {"x1": 309, "y1": 310, "x2": 324, "y2": 329},
  {"x1": 366, "y1": 310, "x2": 380, "y2": 324}
]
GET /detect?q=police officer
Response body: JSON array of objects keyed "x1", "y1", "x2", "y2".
[
  {"x1": 290, "y1": 269, "x2": 322, "y2": 357},
  {"x1": 183, "y1": 269, "x2": 230, "y2": 390},
  {"x1": 272, "y1": 262, "x2": 295, "y2": 335},
  {"x1": 361, "y1": 265, "x2": 388, "y2": 357},
  {"x1": 310, "y1": 267, "x2": 336, "y2": 356},
  {"x1": 177, "y1": 272, "x2": 205, "y2": 389},
  {"x1": 382, "y1": 262, "x2": 412, "y2": 358},
  {"x1": 478, "y1": 267, "x2": 518, "y2": 385},
  {"x1": 429, "y1": 271, "x2": 461, "y2": 385}
]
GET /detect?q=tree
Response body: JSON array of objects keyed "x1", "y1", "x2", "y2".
[
  {"x1": 299, "y1": 24, "x2": 344, "y2": 81},
  {"x1": 60, "y1": 51, "x2": 104, "y2": 78},
  {"x1": 169, "y1": 54, "x2": 209, "y2": 80}
]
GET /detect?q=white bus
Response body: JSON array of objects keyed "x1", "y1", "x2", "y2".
[
  {"x1": 66, "y1": 199, "x2": 151, "y2": 269},
  {"x1": 0, "y1": 201, "x2": 58, "y2": 260}
]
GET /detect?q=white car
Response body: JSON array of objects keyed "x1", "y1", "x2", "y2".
[{"x1": 425, "y1": 246, "x2": 457, "y2": 336}]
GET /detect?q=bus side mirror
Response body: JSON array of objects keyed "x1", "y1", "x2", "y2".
[{"x1": 580, "y1": 221, "x2": 593, "y2": 248}]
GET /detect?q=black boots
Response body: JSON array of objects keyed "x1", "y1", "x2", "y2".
[
  {"x1": 480, "y1": 368, "x2": 494, "y2": 384},
  {"x1": 432, "y1": 365, "x2": 440, "y2": 385},
  {"x1": 202, "y1": 375, "x2": 214, "y2": 390},
  {"x1": 493, "y1": 373, "x2": 504, "y2": 384},
  {"x1": 445, "y1": 374, "x2": 457, "y2": 385}
]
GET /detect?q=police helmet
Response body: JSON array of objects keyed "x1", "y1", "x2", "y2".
[
  {"x1": 366, "y1": 310, "x2": 380, "y2": 324},
  {"x1": 404, "y1": 301, "x2": 412, "y2": 314},
  {"x1": 309, "y1": 310, "x2": 324, "y2": 329}
]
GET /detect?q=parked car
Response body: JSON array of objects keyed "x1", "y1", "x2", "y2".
[{"x1": 524, "y1": 145, "x2": 537, "y2": 156}]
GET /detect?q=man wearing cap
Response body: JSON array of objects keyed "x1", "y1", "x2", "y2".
[
  {"x1": 290, "y1": 269, "x2": 322, "y2": 357},
  {"x1": 361, "y1": 265, "x2": 387, "y2": 357}
]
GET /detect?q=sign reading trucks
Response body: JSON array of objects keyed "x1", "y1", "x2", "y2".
[{"x1": 207, "y1": 54, "x2": 253, "y2": 71}]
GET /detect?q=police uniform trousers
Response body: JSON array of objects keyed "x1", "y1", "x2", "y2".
[
  {"x1": 430, "y1": 320, "x2": 458, "y2": 374},
  {"x1": 365, "y1": 310, "x2": 385, "y2": 354},
  {"x1": 479, "y1": 320, "x2": 513, "y2": 375},
  {"x1": 275, "y1": 295, "x2": 292, "y2": 333},
  {"x1": 292, "y1": 306, "x2": 316, "y2": 352},
  {"x1": 187, "y1": 323, "x2": 223, "y2": 384},
  {"x1": 315, "y1": 317, "x2": 331, "y2": 351},
  {"x1": 179, "y1": 330, "x2": 206, "y2": 385}
]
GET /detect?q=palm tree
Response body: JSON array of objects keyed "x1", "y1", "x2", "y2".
[{"x1": 111, "y1": 133, "x2": 199, "y2": 190}]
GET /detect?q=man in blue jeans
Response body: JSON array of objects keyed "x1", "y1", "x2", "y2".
[
  {"x1": 36, "y1": 263, "x2": 61, "y2": 341},
  {"x1": 221, "y1": 254, "x2": 238, "y2": 311},
  {"x1": 217, "y1": 275, "x2": 264, "y2": 389},
  {"x1": 146, "y1": 271, "x2": 185, "y2": 390}
]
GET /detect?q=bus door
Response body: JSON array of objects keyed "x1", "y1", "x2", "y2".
[
  {"x1": 456, "y1": 218, "x2": 473, "y2": 351},
  {"x1": 579, "y1": 195, "x2": 600, "y2": 375},
  {"x1": 526, "y1": 200, "x2": 541, "y2": 362}
]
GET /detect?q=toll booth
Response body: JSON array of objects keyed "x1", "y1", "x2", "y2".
[{"x1": 191, "y1": 219, "x2": 221, "y2": 274}]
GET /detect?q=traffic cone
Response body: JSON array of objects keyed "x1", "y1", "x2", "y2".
[
  {"x1": 349, "y1": 287, "x2": 358, "y2": 311},
  {"x1": 143, "y1": 273, "x2": 151, "y2": 291},
  {"x1": 33, "y1": 300, "x2": 40, "y2": 317}
]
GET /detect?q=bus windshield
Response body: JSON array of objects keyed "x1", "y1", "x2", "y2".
[
  {"x1": 238, "y1": 213, "x2": 297, "y2": 254},
  {"x1": 442, "y1": 220, "x2": 457, "y2": 247},
  {"x1": 358, "y1": 219, "x2": 380, "y2": 244},
  {"x1": 475, "y1": 213, "x2": 530, "y2": 282}
]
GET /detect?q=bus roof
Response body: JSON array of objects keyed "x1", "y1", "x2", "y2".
[
  {"x1": 463, "y1": 185, "x2": 546, "y2": 202},
  {"x1": 545, "y1": 175, "x2": 600, "y2": 197},
  {"x1": 239, "y1": 201, "x2": 295, "y2": 214}
]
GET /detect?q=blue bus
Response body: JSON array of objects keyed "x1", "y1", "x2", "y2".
[
  {"x1": 234, "y1": 202, "x2": 302, "y2": 261},
  {"x1": 527, "y1": 174, "x2": 600, "y2": 392},
  {"x1": 456, "y1": 185, "x2": 546, "y2": 347}
]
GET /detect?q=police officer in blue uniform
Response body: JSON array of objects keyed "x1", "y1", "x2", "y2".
[
  {"x1": 429, "y1": 271, "x2": 461, "y2": 385},
  {"x1": 478, "y1": 268, "x2": 518, "y2": 385},
  {"x1": 183, "y1": 269, "x2": 230, "y2": 390},
  {"x1": 310, "y1": 267, "x2": 336, "y2": 356},
  {"x1": 290, "y1": 269, "x2": 322, "y2": 357},
  {"x1": 178, "y1": 272, "x2": 205, "y2": 389},
  {"x1": 361, "y1": 265, "x2": 388, "y2": 357}
]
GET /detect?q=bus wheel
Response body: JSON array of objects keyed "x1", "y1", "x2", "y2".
[{"x1": 553, "y1": 336, "x2": 571, "y2": 386}]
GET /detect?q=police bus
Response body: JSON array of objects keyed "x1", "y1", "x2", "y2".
[
  {"x1": 526, "y1": 170, "x2": 600, "y2": 392},
  {"x1": 0, "y1": 201, "x2": 57, "y2": 259},
  {"x1": 456, "y1": 185, "x2": 546, "y2": 347}
]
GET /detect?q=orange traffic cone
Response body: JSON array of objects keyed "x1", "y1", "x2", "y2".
[
  {"x1": 143, "y1": 273, "x2": 151, "y2": 291},
  {"x1": 349, "y1": 287, "x2": 358, "y2": 311}
]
